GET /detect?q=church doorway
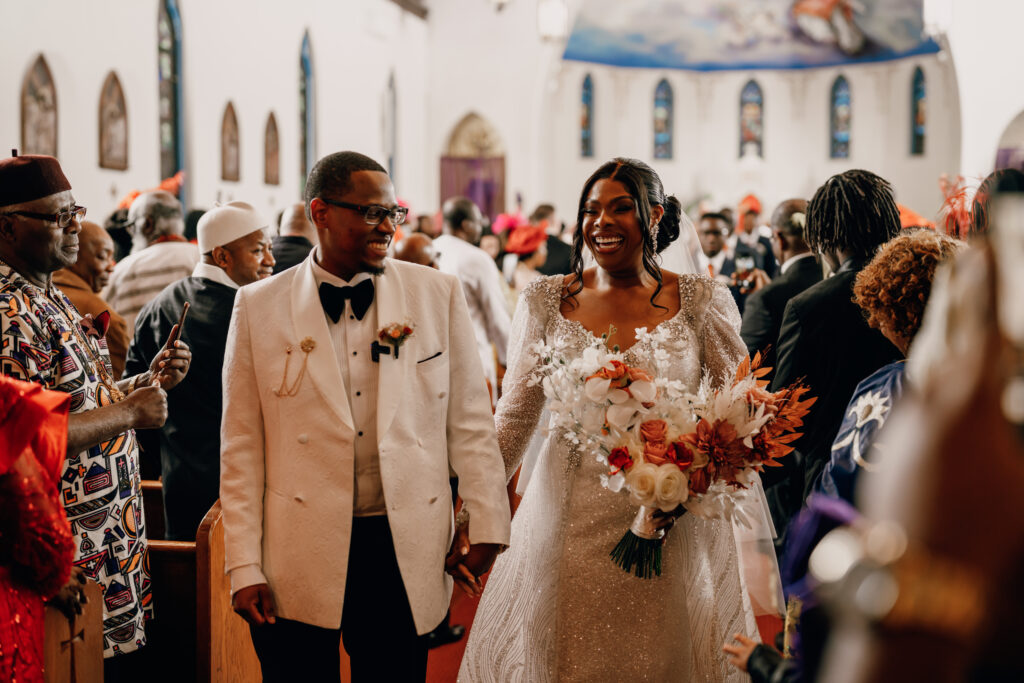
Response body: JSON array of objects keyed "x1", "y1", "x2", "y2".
[{"x1": 441, "y1": 113, "x2": 505, "y2": 220}]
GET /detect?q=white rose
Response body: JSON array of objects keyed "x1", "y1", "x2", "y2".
[
  {"x1": 626, "y1": 462, "x2": 660, "y2": 506},
  {"x1": 654, "y1": 464, "x2": 689, "y2": 511}
]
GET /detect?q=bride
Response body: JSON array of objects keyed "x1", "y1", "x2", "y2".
[{"x1": 458, "y1": 158, "x2": 770, "y2": 682}]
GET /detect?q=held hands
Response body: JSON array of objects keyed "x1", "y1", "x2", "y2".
[
  {"x1": 232, "y1": 583, "x2": 277, "y2": 626},
  {"x1": 445, "y1": 521, "x2": 500, "y2": 597},
  {"x1": 147, "y1": 323, "x2": 192, "y2": 390}
]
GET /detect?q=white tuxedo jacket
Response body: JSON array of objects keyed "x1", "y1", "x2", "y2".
[{"x1": 220, "y1": 256, "x2": 511, "y2": 633}]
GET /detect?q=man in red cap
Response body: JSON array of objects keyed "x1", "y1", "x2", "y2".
[
  {"x1": 0, "y1": 151, "x2": 192, "y2": 676},
  {"x1": 735, "y1": 194, "x2": 778, "y2": 279}
]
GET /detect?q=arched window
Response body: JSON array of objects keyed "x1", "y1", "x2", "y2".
[
  {"x1": 911, "y1": 67, "x2": 926, "y2": 156},
  {"x1": 300, "y1": 31, "x2": 315, "y2": 190},
  {"x1": 384, "y1": 72, "x2": 397, "y2": 181},
  {"x1": 739, "y1": 80, "x2": 763, "y2": 159},
  {"x1": 653, "y1": 79, "x2": 673, "y2": 160},
  {"x1": 99, "y1": 71, "x2": 128, "y2": 170},
  {"x1": 830, "y1": 75, "x2": 851, "y2": 159},
  {"x1": 265, "y1": 112, "x2": 279, "y2": 185},
  {"x1": 581, "y1": 74, "x2": 594, "y2": 158},
  {"x1": 158, "y1": 0, "x2": 183, "y2": 182},
  {"x1": 21, "y1": 54, "x2": 57, "y2": 157},
  {"x1": 221, "y1": 102, "x2": 239, "y2": 182}
]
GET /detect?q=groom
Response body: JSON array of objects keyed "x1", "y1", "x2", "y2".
[{"x1": 220, "y1": 151, "x2": 511, "y2": 682}]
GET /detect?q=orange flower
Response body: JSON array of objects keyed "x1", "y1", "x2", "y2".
[
  {"x1": 389, "y1": 329, "x2": 402, "y2": 339},
  {"x1": 627, "y1": 367, "x2": 653, "y2": 383},
  {"x1": 639, "y1": 419, "x2": 667, "y2": 443},
  {"x1": 587, "y1": 360, "x2": 628, "y2": 382},
  {"x1": 670, "y1": 442, "x2": 694, "y2": 469},
  {"x1": 677, "y1": 418, "x2": 751, "y2": 487},
  {"x1": 643, "y1": 440, "x2": 671, "y2": 465}
]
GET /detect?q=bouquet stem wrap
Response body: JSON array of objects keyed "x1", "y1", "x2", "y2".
[{"x1": 610, "y1": 506, "x2": 665, "y2": 578}]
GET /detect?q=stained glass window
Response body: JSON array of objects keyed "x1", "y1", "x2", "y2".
[
  {"x1": 221, "y1": 102, "x2": 239, "y2": 182},
  {"x1": 911, "y1": 67, "x2": 926, "y2": 156},
  {"x1": 581, "y1": 74, "x2": 594, "y2": 158},
  {"x1": 158, "y1": 0, "x2": 182, "y2": 182},
  {"x1": 739, "y1": 80, "x2": 763, "y2": 159},
  {"x1": 385, "y1": 72, "x2": 397, "y2": 181},
  {"x1": 300, "y1": 31, "x2": 315, "y2": 190},
  {"x1": 20, "y1": 55, "x2": 57, "y2": 157},
  {"x1": 830, "y1": 75, "x2": 851, "y2": 159},
  {"x1": 653, "y1": 79, "x2": 673, "y2": 160}
]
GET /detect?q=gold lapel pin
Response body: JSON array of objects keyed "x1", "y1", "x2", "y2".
[{"x1": 274, "y1": 337, "x2": 316, "y2": 397}]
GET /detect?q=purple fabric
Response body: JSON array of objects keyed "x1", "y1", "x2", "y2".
[{"x1": 439, "y1": 156, "x2": 505, "y2": 221}]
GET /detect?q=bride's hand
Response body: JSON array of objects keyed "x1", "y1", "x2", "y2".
[{"x1": 652, "y1": 505, "x2": 686, "y2": 537}]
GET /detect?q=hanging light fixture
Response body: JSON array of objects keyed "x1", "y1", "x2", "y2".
[
  {"x1": 537, "y1": 0, "x2": 569, "y2": 41},
  {"x1": 489, "y1": 0, "x2": 511, "y2": 11}
]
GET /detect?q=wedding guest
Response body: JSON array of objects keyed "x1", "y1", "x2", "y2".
[
  {"x1": 103, "y1": 190, "x2": 199, "y2": 333},
  {"x1": 52, "y1": 220, "x2": 130, "y2": 378},
  {"x1": 969, "y1": 167, "x2": 1024, "y2": 237},
  {"x1": 735, "y1": 194, "x2": 777, "y2": 277},
  {"x1": 434, "y1": 197, "x2": 511, "y2": 401},
  {"x1": 128, "y1": 202, "x2": 273, "y2": 541},
  {"x1": 816, "y1": 240, "x2": 1024, "y2": 682},
  {"x1": 220, "y1": 151, "x2": 510, "y2": 682},
  {"x1": 504, "y1": 223, "x2": 548, "y2": 294},
  {"x1": 0, "y1": 153, "x2": 191, "y2": 676},
  {"x1": 272, "y1": 202, "x2": 318, "y2": 274},
  {"x1": 697, "y1": 212, "x2": 736, "y2": 281},
  {"x1": 531, "y1": 203, "x2": 571, "y2": 276},
  {"x1": 0, "y1": 375, "x2": 78, "y2": 683},
  {"x1": 104, "y1": 207, "x2": 132, "y2": 262},
  {"x1": 393, "y1": 232, "x2": 438, "y2": 268},
  {"x1": 765, "y1": 169, "x2": 902, "y2": 543},
  {"x1": 740, "y1": 199, "x2": 821, "y2": 373}
]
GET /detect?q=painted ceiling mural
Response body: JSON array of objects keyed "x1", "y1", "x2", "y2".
[{"x1": 563, "y1": 0, "x2": 939, "y2": 71}]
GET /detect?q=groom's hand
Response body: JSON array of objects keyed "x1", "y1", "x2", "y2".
[
  {"x1": 461, "y1": 543, "x2": 501, "y2": 578},
  {"x1": 233, "y1": 583, "x2": 277, "y2": 626}
]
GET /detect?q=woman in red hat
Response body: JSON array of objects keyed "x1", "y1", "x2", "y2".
[{"x1": 504, "y1": 224, "x2": 548, "y2": 295}]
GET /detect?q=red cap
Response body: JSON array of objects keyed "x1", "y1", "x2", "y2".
[
  {"x1": 738, "y1": 193, "x2": 762, "y2": 217},
  {"x1": 505, "y1": 224, "x2": 547, "y2": 255},
  {"x1": 0, "y1": 150, "x2": 71, "y2": 208}
]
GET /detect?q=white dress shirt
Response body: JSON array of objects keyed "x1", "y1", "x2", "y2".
[
  {"x1": 433, "y1": 234, "x2": 511, "y2": 396},
  {"x1": 311, "y1": 254, "x2": 385, "y2": 517},
  {"x1": 779, "y1": 251, "x2": 817, "y2": 276},
  {"x1": 697, "y1": 250, "x2": 728, "y2": 277}
]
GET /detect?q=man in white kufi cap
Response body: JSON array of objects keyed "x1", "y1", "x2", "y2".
[{"x1": 126, "y1": 201, "x2": 275, "y2": 540}]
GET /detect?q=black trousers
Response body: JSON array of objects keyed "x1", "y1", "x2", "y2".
[{"x1": 249, "y1": 516, "x2": 430, "y2": 683}]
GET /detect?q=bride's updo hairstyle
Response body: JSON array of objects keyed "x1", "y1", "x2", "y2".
[{"x1": 565, "y1": 157, "x2": 683, "y2": 309}]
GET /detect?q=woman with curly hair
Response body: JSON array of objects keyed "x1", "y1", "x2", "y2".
[{"x1": 816, "y1": 229, "x2": 963, "y2": 502}]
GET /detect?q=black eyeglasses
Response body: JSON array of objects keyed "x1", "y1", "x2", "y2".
[
  {"x1": 320, "y1": 198, "x2": 408, "y2": 227},
  {"x1": 4, "y1": 204, "x2": 87, "y2": 229}
]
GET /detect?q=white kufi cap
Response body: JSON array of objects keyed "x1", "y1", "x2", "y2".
[{"x1": 197, "y1": 201, "x2": 267, "y2": 253}]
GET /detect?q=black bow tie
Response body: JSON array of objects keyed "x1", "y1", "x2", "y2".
[{"x1": 319, "y1": 279, "x2": 375, "y2": 323}]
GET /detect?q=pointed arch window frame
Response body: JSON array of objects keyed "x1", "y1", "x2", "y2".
[
  {"x1": 265, "y1": 112, "x2": 280, "y2": 186},
  {"x1": 20, "y1": 54, "x2": 58, "y2": 158},
  {"x1": 581, "y1": 74, "x2": 594, "y2": 158},
  {"x1": 911, "y1": 66, "x2": 926, "y2": 156},
  {"x1": 99, "y1": 71, "x2": 129, "y2": 170},
  {"x1": 830, "y1": 75, "x2": 852, "y2": 160},
  {"x1": 221, "y1": 102, "x2": 240, "y2": 182},
  {"x1": 385, "y1": 71, "x2": 397, "y2": 182},
  {"x1": 739, "y1": 79, "x2": 764, "y2": 159},
  {"x1": 300, "y1": 31, "x2": 316, "y2": 190},
  {"x1": 653, "y1": 78, "x2": 673, "y2": 160},
  {"x1": 158, "y1": 0, "x2": 185, "y2": 193}
]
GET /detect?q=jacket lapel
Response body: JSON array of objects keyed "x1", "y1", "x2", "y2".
[
  {"x1": 290, "y1": 259, "x2": 354, "y2": 430},
  {"x1": 374, "y1": 260, "x2": 411, "y2": 439}
]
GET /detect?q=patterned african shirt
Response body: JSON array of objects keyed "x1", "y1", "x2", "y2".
[{"x1": 0, "y1": 259, "x2": 151, "y2": 657}]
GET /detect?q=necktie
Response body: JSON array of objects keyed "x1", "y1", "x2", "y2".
[{"x1": 319, "y1": 279, "x2": 375, "y2": 323}]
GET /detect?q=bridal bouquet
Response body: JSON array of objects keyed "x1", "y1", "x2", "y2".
[{"x1": 528, "y1": 326, "x2": 815, "y2": 578}]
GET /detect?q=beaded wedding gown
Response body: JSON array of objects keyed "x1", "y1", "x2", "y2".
[{"x1": 459, "y1": 274, "x2": 761, "y2": 682}]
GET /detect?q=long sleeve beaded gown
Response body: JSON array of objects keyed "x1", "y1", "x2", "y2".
[{"x1": 459, "y1": 274, "x2": 761, "y2": 682}]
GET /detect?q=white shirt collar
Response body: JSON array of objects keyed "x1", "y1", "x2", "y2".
[
  {"x1": 192, "y1": 262, "x2": 240, "y2": 289},
  {"x1": 310, "y1": 246, "x2": 375, "y2": 288},
  {"x1": 698, "y1": 250, "x2": 727, "y2": 276},
  {"x1": 779, "y1": 252, "x2": 816, "y2": 275}
]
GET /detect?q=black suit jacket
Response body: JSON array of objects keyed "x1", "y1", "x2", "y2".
[
  {"x1": 537, "y1": 234, "x2": 572, "y2": 276},
  {"x1": 740, "y1": 255, "x2": 823, "y2": 373},
  {"x1": 271, "y1": 235, "x2": 314, "y2": 274},
  {"x1": 764, "y1": 258, "x2": 902, "y2": 538}
]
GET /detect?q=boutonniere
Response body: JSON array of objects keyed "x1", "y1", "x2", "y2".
[{"x1": 372, "y1": 322, "x2": 414, "y2": 362}]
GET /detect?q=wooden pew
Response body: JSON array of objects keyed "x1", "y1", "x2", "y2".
[
  {"x1": 43, "y1": 580, "x2": 103, "y2": 683},
  {"x1": 119, "y1": 491, "x2": 261, "y2": 681}
]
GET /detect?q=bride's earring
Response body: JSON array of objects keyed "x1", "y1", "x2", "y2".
[{"x1": 649, "y1": 220, "x2": 660, "y2": 243}]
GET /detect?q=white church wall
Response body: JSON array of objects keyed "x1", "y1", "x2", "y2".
[
  {"x1": 0, "y1": 0, "x2": 430, "y2": 226},
  {"x1": 543, "y1": 54, "x2": 959, "y2": 231}
]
